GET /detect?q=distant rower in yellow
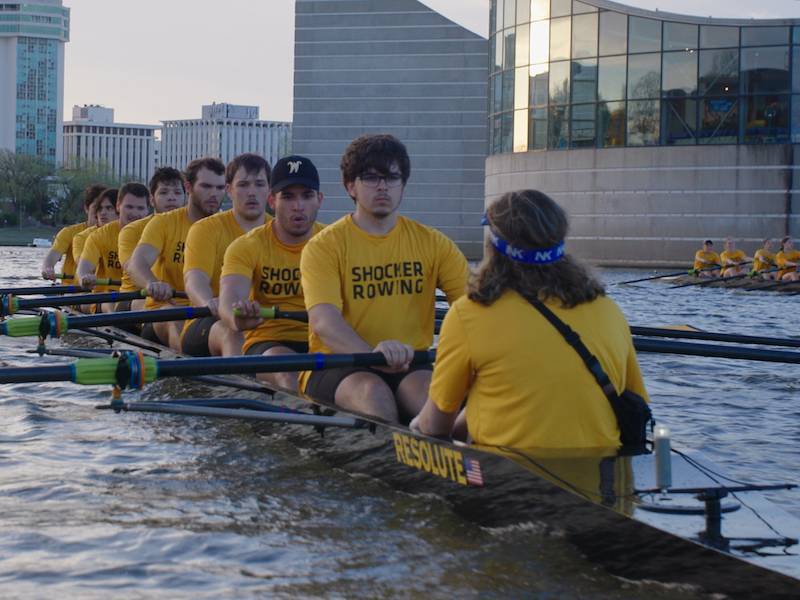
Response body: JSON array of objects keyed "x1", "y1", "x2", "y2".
[
  {"x1": 776, "y1": 237, "x2": 800, "y2": 282},
  {"x1": 752, "y1": 239, "x2": 778, "y2": 280},
  {"x1": 41, "y1": 183, "x2": 106, "y2": 283},
  {"x1": 719, "y1": 238, "x2": 751, "y2": 278},
  {"x1": 693, "y1": 240, "x2": 720, "y2": 278},
  {"x1": 128, "y1": 158, "x2": 225, "y2": 349},
  {"x1": 118, "y1": 167, "x2": 186, "y2": 311},
  {"x1": 220, "y1": 155, "x2": 324, "y2": 390},
  {"x1": 76, "y1": 184, "x2": 150, "y2": 312},
  {"x1": 71, "y1": 188, "x2": 118, "y2": 283},
  {"x1": 414, "y1": 190, "x2": 648, "y2": 448},
  {"x1": 182, "y1": 154, "x2": 271, "y2": 357}
]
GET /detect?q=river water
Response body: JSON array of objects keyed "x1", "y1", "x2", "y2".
[{"x1": 0, "y1": 246, "x2": 797, "y2": 598}]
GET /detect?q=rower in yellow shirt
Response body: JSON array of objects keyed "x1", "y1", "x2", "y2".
[
  {"x1": 40, "y1": 183, "x2": 106, "y2": 283},
  {"x1": 776, "y1": 237, "x2": 800, "y2": 281},
  {"x1": 300, "y1": 134, "x2": 469, "y2": 422},
  {"x1": 182, "y1": 154, "x2": 271, "y2": 357},
  {"x1": 71, "y1": 188, "x2": 118, "y2": 275},
  {"x1": 76, "y1": 184, "x2": 150, "y2": 312},
  {"x1": 128, "y1": 157, "x2": 226, "y2": 349},
  {"x1": 692, "y1": 240, "x2": 720, "y2": 278},
  {"x1": 118, "y1": 167, "x2": 186, "y2": 311},
  {"x1": 752, "y1": 238, "x2": 778, "y2": 280},
  {"x1": 220, "y1": 155, "x2": 325, "y2": 390},
  {"x1": 719, "y1": 238, "x2": 751, "y2": 277}
]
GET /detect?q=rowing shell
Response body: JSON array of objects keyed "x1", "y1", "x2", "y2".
[
  {"x1": 665, "y1": 275, "x2": 800, "y2": 292},
  {"x1": 40, "y1": 309, "x2": 800, "y2": 597}
]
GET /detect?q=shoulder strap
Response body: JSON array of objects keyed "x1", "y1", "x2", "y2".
[{"x1": 525, "y1": 296, "x2": 618, "y2": 400}]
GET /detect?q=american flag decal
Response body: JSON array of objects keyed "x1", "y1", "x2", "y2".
[{"x1": 464, "y1": 457, "x2": 484, "y2": 487}]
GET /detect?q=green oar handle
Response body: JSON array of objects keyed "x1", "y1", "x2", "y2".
[{"x1": 233, "y1": 306, "x2": 309, "y2": 322}]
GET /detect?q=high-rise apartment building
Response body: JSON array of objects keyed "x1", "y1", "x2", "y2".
[
  {"x1": 0, "y1": 0, "x2": 70, "y2": 163},
  {"x1": 62, "y1": 105, "x2": 158, "y2": 183},
  {"x1": 160, "y1": 103, "x2": 292, "y2": 169}
]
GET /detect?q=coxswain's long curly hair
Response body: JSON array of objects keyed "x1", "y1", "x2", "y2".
[{"x1": 469, "y1": 189, "x2": 605, "y2": 308}]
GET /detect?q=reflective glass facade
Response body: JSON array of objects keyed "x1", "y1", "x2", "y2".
[
  {"x1": 15, "y1": 36, "x2": 59, "y2": 159},
  {"x1": 488, "y1": 0, "x2": 800, "y2": 153}
]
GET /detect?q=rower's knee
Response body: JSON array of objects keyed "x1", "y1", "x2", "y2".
[{"x1": 335, "y1": 373, "x2": 398, "y2": 422}]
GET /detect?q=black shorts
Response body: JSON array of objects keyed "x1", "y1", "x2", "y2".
[
  {"x1": 244, "y1": 340, "x2": 309, "y2": 355},
  {"x1": 304, "y1": 363, "x2": 433, "y2": 404},
  {"x1": 140, "y1": 322, "x2": 161, "y2": 344},
  {"x1": 113, "y1": 300, "x2": 132, "y2": 312},
  {"x1": 180, "y1": 316, "x2": 218, "y2": 357}
]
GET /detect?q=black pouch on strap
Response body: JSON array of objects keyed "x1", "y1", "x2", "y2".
[{"x1": 525, "y1": 296, "x2": 653, "y2": 448}]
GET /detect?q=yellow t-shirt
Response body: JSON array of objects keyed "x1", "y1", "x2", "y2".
[
  {"x1": 72, "y1": 226, "x2": 96, "y2": 270},
  {"x1": 776, "y1": 250, "x2": 800, "y2": 278},
  {"x1": 138, "y1": 206, "x2": 192, "y2": 308},
  {"x1": 719, "y1": 249, "x2": 746, "y2": 273},
  {"x1": 693, "y1": 250, "x2": 720, "y2": 271},
  {"x1": 300, "y1": 215, "x2": 469, "y2": 391},
  {"x1": 429, "y1": 291, "x2": 649, "y2": 449},
  {"x1": 184, "y1": 210, "x2": 247, "y2": 297},
  {"x1": 52, "y1": 222, "x2": 88, "y2": 283},
  {"x1": 752, "y1": 249, "x2": 776, "y2": 273},
  {"x1": 80, "y1": 220, "x2": 122, "y2": 292},
  {"x1": 222, "y1": 220, "x2": 324, "y2": 351},
  {"x1": 117, "y1": 215, "x2": 153, "y2": 292}
]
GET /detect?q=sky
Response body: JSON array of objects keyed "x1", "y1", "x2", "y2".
[{"x1": 62, "y1": 0, "x2": 800, "y2": 126}]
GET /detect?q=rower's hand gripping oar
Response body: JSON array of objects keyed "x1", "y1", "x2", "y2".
[{"x1": 0, "y1": 289, "x2": 187, "y2": 317}]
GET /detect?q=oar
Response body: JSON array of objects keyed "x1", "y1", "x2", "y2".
[
  {"x1": 0, "y1": 350, "x2": 436, "y2": 386},
  {"x1": 632, "y1": 337, "x2": 800, "y2": 364},
  {"x1": 668, "y1": 262, "x2": 753, "y2": 289},
  {"x1": 1, "y1": 305, "x2": 302, "y2": 338},
  {"x1": 743, "y1": 277, "x2": 800, "y2": 292},
  {"x1": 630, "y1": 326, "x2": 800, "y2": 349},
  {"x1": 0, "y1": 279, "x2": 119, "y2": 296},
  {"x1": 613, "y1": 265, "x2": 720, "y2": 286},
  {"x1": 0, "y1": 290, "x2": 187, "y2": 316}
]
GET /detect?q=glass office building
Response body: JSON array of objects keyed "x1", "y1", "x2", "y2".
[
  {"x1": 0, "y1": 1, "x2": 70, "y2": 163},
  {"x1": 486, "y1": 0, "x2": 800, "y2": 265}
]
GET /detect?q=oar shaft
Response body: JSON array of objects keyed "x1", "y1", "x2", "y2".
[
  {"x1": 0, "y1": 284, "x2": 85, "y2": 296},
  {"x1": 0, "y1": 364, "x2": 75, "y2": 384},
  {"x1": 69, "y1": 306, "x2": 210, "y2": 330},
  {"x1": 633, "y1": 337, "x2": 800, "y2": 364},
  {"x1": 614, "y1": 264, "x2": 720, "y2": 286},
  {"x1": 631, "y1": 327, "x2": 800, "y2": 348}
]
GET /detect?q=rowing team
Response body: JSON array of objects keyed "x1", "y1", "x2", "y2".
[
  {"x1": 39, "y1": 133, "x2": 649, "y2": 450},
  {"x1": 693, "y1": 237, "x2": 800, "y2": 281}
]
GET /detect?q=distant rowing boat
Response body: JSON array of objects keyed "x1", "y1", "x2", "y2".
[
  {"x1": 664, "y1": 275, "x2": 800, "y2": 292},
  {"x1": 24, "y1": 306, "x2": 795, "y2": 598}
]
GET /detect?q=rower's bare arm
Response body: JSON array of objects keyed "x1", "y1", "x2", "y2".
[
  {"x1": 184, "y1": 268, "x2": 217, "y2": 316},
  {"x1": 75, "y1": 258, "x2": 96, "y2": 288},
  {"x1": 413, "y1": 399, "x2": 457, "y2": 438},
  {"x1": 219, "y1": 274, "x2": 261, "y2": 331},
  {"x1": 308, "y1": 303, "x2": 372, "y2": 354},
  {"x1": 438, "y1": 240, "x2": 470, "y2": 303},
  {"x1": 40, "y1": 249, "x2": 63, "y2": 280},
  {"x1": 129, "y1": 243, "x2": 172, "y2": 301}
]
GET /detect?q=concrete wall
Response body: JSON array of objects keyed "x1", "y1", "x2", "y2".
[
  {"x1": 293, "y1": 0, "x2": 488, "y2": 259},
  {"x1": 486, "y1": 145, "x2": 800, "y2": 267}
]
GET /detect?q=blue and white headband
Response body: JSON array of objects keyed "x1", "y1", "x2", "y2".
[{"x1": 481, "y1": 214, "x2": 565, "y2": 265}]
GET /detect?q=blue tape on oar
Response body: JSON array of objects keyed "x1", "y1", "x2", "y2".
[
  {"x1": 315, "y1": 353, "x2": 325, "y2": 370},
  {"x1": 187, "y1": 307, "x2": 195, "y2": 319}
]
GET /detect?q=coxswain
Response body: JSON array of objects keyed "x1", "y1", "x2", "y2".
[
  {"x1": 76, "y1": 184, "x2": 150, "y2": 313},
  {"x1": 181, "y1": 154, "x2": 271, "y2": 357},
  {"x1": 719, "y1": 238, "x2": 750, "y2": 277},
  {"x1": 41, "y1": 183, "x2": 106, "y2": 283},
  {"x1": 128, "y1": 157, "x2": 226, "y2": 349},
  {"x1": 752, "y1": 239, "x2": 778, "y2": 280},
  {"x1": 413, "y1": 190, "x2": 648, "y2": 448},
  {"x1": 692, "y1": 240, "x2": 720, "y2": 278},
  {"x1": 220, "y1": 155, "x2": 324, "y2": 390},
  {"x1": 300, "y1": 134, "x2": 469, "y2": 422},
  {"x1": 776, "y1": 237, "x2": 800, "y2": 282},
  {"x1": 71, "y1": 187, "x2": 118, "y2": 275},
  {"x1": 117, "y1": 167, "x2": 186, "y2": 312}
]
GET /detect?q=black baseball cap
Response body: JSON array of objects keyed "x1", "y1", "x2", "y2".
[{"x1": 270, "y1": 155, "x2": 320, "y2": 193}]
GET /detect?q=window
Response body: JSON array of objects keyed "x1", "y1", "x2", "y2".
[
  {"x1": 551, "y1": 0, "x2": 570, "y2": 18},
  {"x1": 571, "y1": 103, "x2": 596, "y2": 147},
  {"x1": 530, "y1": 19, "x2": 549, "y2": 65},
  {"x1": 741, "y1": 46, "x2": 790, "y2": 94},
  {"x1": 531, "y1": 0, "x2": 549, "y2": 21},
  {"x1": 549, "y1": 60, "x2": 570, "y2": 104},
  {"x1": 627, "y1": 99, "x2": 660, "y2": 145},
  {"x1": 598, "y1": 101, "x2": 625, "y2": 146},
  {"x1": 663, "y1": 22, "x2": 697, "y2": 51},
  {"x1": 628, "y1": 53, "x2": 661, "y2": 99},
  {"x1": 503, "y1": 27, "x2": 516, "y2": 68},
  {"x1": 663, "y1": 98, "x2": 697, "y2": 145},
  {"x1": 529, "y1": 106, "x2": 548, "y2": 149},
  {"x1": 572, "y1": 12, "x2": 598, "y2": 59},
  {"x1": 629, "y1": 16, "x2": 661, "y2": 54},
  {"x1": 662, "y1": 50, "x2": 697, "y2": 97},
  {"x1": 741, "y1": 27, "x2": 789, "y2": 47},
  {"x1": 744, "y1": 94, "x2": 789, "y2": 143},
  {"x1": 698, "y1": 49, "x2": 738, "y2": 96},
  {"x1": 572, "y1": 58, "x2": 597, "y2": 103},
  {"x1": 550, "y1": 17, "x2": 571, "y2": 61},
  {"x1": 700, "y1": 25, "x2": 738, "y2": 49},
  {"x1": 599, "y1": 11, "x2": 626, "y2": 56},
  {"x1": 529, "y1": 64, "x2": 549, "y2": 105},
  {"x1": 698, "y1": 97, "x2": 738, "y2": 144},
  {"x1": 516, "y1": 23, "x2": 529, "y2": 67},
  {"x1": 548, "y1": 104, "x2": 569, "y2": 148},
  {"x1": 598, "y1": 55, "x2": 626, "y2": 101}
]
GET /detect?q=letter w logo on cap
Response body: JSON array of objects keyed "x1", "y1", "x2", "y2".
[{"x1": 288, "y1": 160, "x2": 302, "y2": 174}]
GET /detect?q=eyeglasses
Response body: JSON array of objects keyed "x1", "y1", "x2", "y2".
[{"x1": 358, "y1": 173, "x2": 404, "y2": 188}]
